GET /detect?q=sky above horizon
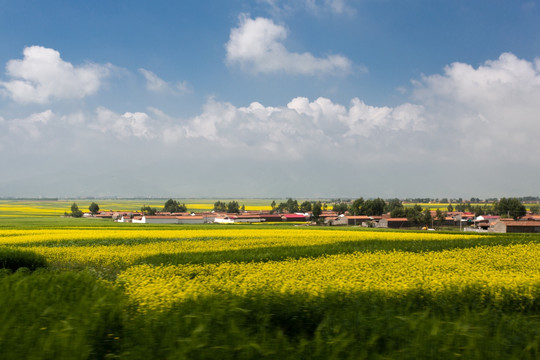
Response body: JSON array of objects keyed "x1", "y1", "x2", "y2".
[{"x1": 1, "y1": 0, "x2": 540, "y2": 199}]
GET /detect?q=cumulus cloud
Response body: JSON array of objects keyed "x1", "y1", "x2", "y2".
[
  {"x1": 0, "y1": 46, "x2": 111, "y2": 104},
  {"x1": 3, "y1": 51, "x2": 540, "y2": 197},
  {"x1": 90, "y1": 107, "x2": 156, "y2": 140},
  {"x1": 339, "y1": 100, "x2": 426, "y2": 137},
  {"x1": 172, "y1": 96, "x2": 425, "y2": 157},
  {"x1": 413, "y1": 52, "x2": 540, "y2": 158},
  {"x1": 6, "y1": 110, "x2": 54, "y2": 139},
  {"x1": 139, "y1": 68, "x2": 190, "y2": 94},
  {"x1": 226, "y1": 15, "x2": 352, "y2": 75},
  {"x1": 3, "y1": 51, "x2": 539, "y2": 168}
]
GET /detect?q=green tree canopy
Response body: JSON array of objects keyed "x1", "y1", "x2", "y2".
[
  {"x1": 422, "y1": 208, "x2": 433, "y2": 228},
  {"x1": 384, "y1": 198, "x2": 403, "y2": 214},
  {"x1": 390, "y1": 207, "x2": 406, "y2": 218},
  {"x1": 163, "y1": 199, "x2": 187, "y2": 213},
  {"x1": 300, "y1": 201, "x2": 312, "y2": 212},
  {"x1": 435, "y1": 209, "x2": 446, "y2": 229},
  {"x1": 70, "y1": 203, "x2": 83, "y2": 218},
  {"x1": 227, "y1": 201, "x2": 241, "y2": 214},
  {"x1": 332, "y1": 203, "x2": 348, "y2": 214},
  {"x1": 348, "y1": 198, "x2": 364, "y2": 216},
  {"x1": 141, "y1": 205, "x2": 157, "y2": 215},
  {"x1": 88, "y1": 202, "x2": 100, "y2": 215},
  {"x1": 277, "y1": 198, "x2": 299, "y2": 213},
  {"x1": 494, "y1": 198, "x2": 526, "y2": 220},
  {"x1": 406, "y1": 205, "x2": 423, "y2": 228},
  {"x1": 362, "y1": 198, "x2": 386, "y2": 216},
  {"x1": 213, "y1": 201, "x2": 227, "y2": 212},
  {"x1": 312, "y1": 201, "x2": 322, "y2": 220}
]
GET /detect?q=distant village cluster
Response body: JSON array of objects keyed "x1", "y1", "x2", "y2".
[{"x1": 72, "y1": 197, "x2": 540, "y2": 234}]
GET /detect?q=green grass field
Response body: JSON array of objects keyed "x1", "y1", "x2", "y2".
[{"x1": 0, "y1": 205, "x2": 539, "y2": 359}]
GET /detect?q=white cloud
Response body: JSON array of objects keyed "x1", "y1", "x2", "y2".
[
  {"x1": 413, "y1": 52, "x2": 540, "y2": 159},
  {"x1": 306, "y1": 0, "x2": 355, "y2": 15},
  {"x1": 324, "y1": 0, "x2": 352, "y2": 14},
  {"x1": 138, "y1": 68, "x2": 190, "y2": 94},
  {"x1": 3, "y1": 51, "x2": 537, "y2": 165},
  {"x1": 7, "y1": 110, "x2": 54, "y2": 139},
  {"x1": 91, "y1": 107, "x2": 156, "y2": 140},
  {"x1": 3, "y1": 52, "x2": 540, "y2": 198},
  {"x1": 60, "y1": 112, "x2": 86, "y2": 125},
  {"x1": 0, "y1": 46, "x2": 111, "y2": 104},
  {"x1": 174, "y1": 96, "x2": 425, "y2": 157},
  {"x1": 340, "y1": 99, "x2": 426, "y2": 137},
  {"x1": 260, "y1": 0, "x2": 355, "y2": 16},
  {"x1": 226, "y1": 15, "x2": 352, "y2": 75}
]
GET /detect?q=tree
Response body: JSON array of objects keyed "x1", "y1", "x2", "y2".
[
  {"x1": 406, "y1": 205, "x2": 423, "y2": 228},
  {"x1": 362, "y1": 198, "x2": 386, "y2": 216},
  {"x1": 384, "y1": 198, "x2": 403, "y2": 215},
  {"x1": 348, "y1": 198, "x2": 364, "y2": 216},
  {"x1": 312, "y1": 202, "x2": 322, "y2": 221},
  {"x1": 88, "y1": 202, "x2": 100, "y2": 215},
  {"x1": 300, "y1": 201, "x2": 312, "y2": 212},
  {"x1": 70, "y1": 203, "x2": 83, "y2": 218},
  {"x1": 163, "y1": 199, "x2": 187, "y2": 213},
  {"x1": 390, "y1": 207, "x2": 406, "y2": 218},
  {"x1": 435, "y1": 209, "x2": 446, "y2": 229},
  {"x1": 270, "y1": 200, "x2": 277, "y2": 213},
  {"x1": 422, "y1": 208, "x2": 433, "y2": 228},
  {"x1": 530, "y1": 205, "x2": 540, "y2": 215},
  {"x1": 277, "y1": 198, "x2": 299, "y2": 214},
  {"x1": 447, "y1": 204, "x2": 454, "y2": 212},
  {"x1": 141, "y1": 205, "x2": 157, "y2": 215},
  {"x1": 494, "y1": 198, "x2": 526, "y2": 220},
  {"x1": 213, "y1": 201, "x2": 227, "y2": 212},
  {"x1": 227, "y1": 201, "x2": 240, "y2": 214},
  {"x1": 286, "y1": 198, "x2": 299, "y2": 213},
  {"x1": 332, "y1": 202, "x2": 348, "y2": 214}
]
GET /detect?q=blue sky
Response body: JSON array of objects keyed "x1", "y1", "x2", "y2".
[{"x1": 1, "y1": 0, "x2": 540, "y2": 199}]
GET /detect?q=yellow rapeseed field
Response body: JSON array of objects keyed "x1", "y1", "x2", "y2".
[
  {"x1": 0, "y1": 227, "x2": 481, "y2": 268},
  {"x1": 2, "y1": 225, "x2": 539, "y2": 314},
  {"x1": 118, "y1": 243, "x2": 540, "y2": 311}
]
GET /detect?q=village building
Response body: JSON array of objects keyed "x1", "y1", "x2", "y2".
[
  {"x1": 281, "y1": 214, "x2": 309, "y2": 222},
  {"x1": 260, "y1": 214, "x2": 283, "y2": 222},
  {"x1": 377, "y1": 218, "x2": 410, "y2": 229},
  {"x1": 491, "y1": 219, "x2": 540, "y2": 233},
  {"x1": 177, "y1": 216, "x2": 205, "y2": 224}
]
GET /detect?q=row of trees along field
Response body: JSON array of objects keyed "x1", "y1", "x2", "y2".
[
  {"x1": 67, "y1": 199, "x2": 187, "y2": 217},
  {"x1": 327, "y1": 197, "x2": 533, "y2": 228},
  {"x1": 213, "y1": 201, "x2": 244, "y2": 213},
  {"x1": 269, "y1": 199, "x2": 325, "y2": 219},
  {"x1": 141, "y1": 199, "x2": 187, "y2": 215},
  {"x1": 65, "y1": 202, "x2": 100, "y2": 218},
  {"x1": 65, "y1": 197, "x2": 535, "y2": 222},
  {"x1": 329, "y1": 197, "x2": 533, "y2": 220},
  {"x1": 445, "y1": 198, "x2": 534, "y2": 220}
]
